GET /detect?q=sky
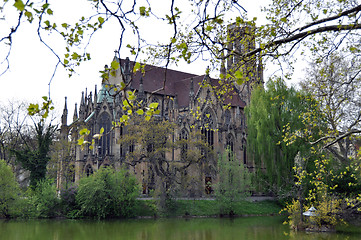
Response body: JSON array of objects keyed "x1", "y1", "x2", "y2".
[{"x1": 0, "y1": 0, "x2": 289, "y2": 122}]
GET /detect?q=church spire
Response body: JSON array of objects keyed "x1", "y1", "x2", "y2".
[
  {"x1": 137, "y1": 76, "x2": 145, "y2": 102},
  {"x1": 73, "y1": 103, "x2": 78, "y2": 122},
  {"x1": 79, "y1": 91, "x2": 85, "y2": 120},
  {"x1": 61, "y1": 97, "x2": 68, "y2": 126},
  {"x1": 94, "y1": 85, "x2": 98, "y2": 105},
  {"x1": 124, "y1": 57, "x2": 131, "y2": 83}
]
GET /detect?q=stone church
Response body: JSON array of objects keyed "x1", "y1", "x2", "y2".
[{"x1": 58, "y1": 24, "x2": 263, "y2": 196}]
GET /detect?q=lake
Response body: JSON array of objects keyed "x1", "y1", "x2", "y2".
[{"x1": 0, "y1": 216, "x2": 360, "y2": 240}]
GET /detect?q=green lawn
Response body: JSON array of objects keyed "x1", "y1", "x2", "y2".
[{"x1": 134, "y1": 199, "x2": 282, "y2": 217}]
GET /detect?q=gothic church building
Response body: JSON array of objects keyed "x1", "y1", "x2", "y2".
[{"x1": 59, "y1": 24, "x2": 263, "y2": 196}]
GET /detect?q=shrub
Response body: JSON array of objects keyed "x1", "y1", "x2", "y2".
[
  {"x1": 215, "y1": 149, "x2": 252, "y2": 216},
  {"x1": 60, "y1": 185, "x2": 79, "y2": 218},
  {"x1": 76, "y1": 167, "x2": 139, "y2": 219},
  {"x1": 29, "y1": 179, "x2": 60, "y2": 218},
  {"x1": 0, "y1": 160, "x2": 21, "y2": 218}
]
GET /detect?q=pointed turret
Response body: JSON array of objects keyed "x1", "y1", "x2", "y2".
[
  {"x1": 73, "y1": 103, "x2": 78, "y2": 122},
  {"x1": 61, "y1": 97, "x2": 68, "y2": 126},
  {"x1": 124, "y1": 57, "x2": 131, "y2": 83},
  {"x1": 137, "y1": 76, "x2": 146, "y2": 102},
  {"x1": 79, "y1": 91, "x2": 85, "y2": 120},
  {"x1": 94, "y1": 85, "x2": 98, "y2": 105}
]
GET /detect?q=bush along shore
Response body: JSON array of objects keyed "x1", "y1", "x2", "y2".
[{"x1": 1, "y1": 161, "x2": 282, "y2": 219}]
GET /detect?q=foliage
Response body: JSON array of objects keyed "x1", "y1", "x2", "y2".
[
  {"x1": 246, "y1": 78, "x2": 322, "y2": 195},
  {"x1": 11, "y1": 122, "x2": 56, "y2": 188},
  {"x1": 28, "y1": 179, "x2": 60, "y2": 218},
  {"x1": 121, "y1": 116, "x2": 214, "y2": 206},
  {"x1": 281, "y1": 54, "x2": 361, "y2": 230},
  {"x1": 76, "y1": 167, "x2": 140, "y2": 219},
  {"x1": 60, "y1": 185, "x2": 79, "y2": 218},
  {"x1": 2, "y1": 1, "x2": 361, "y2": 114},
  {"x1": 284, "y1": 151, "x2": 357, "y2": 230},
  {"x1": 215, "y1": 148, "x2": 252, "y2": 216},
  {"x1": 0, "y1": 159, "x2": 21, "y2": 218},
  {"x1": 0, "y1": 100, "x2": 31, "y2": 165},
  {"x1": 300, "y1": 53, "x2": 361, "y2": 164}
]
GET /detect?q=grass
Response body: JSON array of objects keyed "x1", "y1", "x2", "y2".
[{"x1": 134, "y1": 199, "x2": 282, "y2": 217}]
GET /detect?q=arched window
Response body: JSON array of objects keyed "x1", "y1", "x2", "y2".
[
  {"x1": 226, "y1": 133, "x2": 234, "y2": 152},
  {"x1": 242, "y1": 138, "x2": 247, "y2": 164},
  {"x1": 179, "y1": 128, "x2": 188, "y2": 161},
  {"x1": 224, "y1": 110, "x2": 231, "y2": 126},
  {"x1": 202, "y1": 108, "x2": 215, "y2": 148},
  {"x1": 98, "y1": 113, "x2": 111, "y2": 156},
  {"x1": 85, "y1": 164, "x2": 93, "y2": 177}
]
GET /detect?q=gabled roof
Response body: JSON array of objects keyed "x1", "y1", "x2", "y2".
[{"x1": 116, "y1": 58, "x2": 246, "y2": 108}]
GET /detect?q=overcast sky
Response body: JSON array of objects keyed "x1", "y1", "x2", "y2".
[{"x1": 0, "y1": 0, "x2": 277, "y2": 122}]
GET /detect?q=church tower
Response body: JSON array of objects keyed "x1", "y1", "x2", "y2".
[{"x1": 224, "y1": 23, "x2": 263, "y2": 105}]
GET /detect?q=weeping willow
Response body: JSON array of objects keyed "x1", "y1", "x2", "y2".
[{"x1": 246, "y1": 78, "x2": 318, "y2": 194}]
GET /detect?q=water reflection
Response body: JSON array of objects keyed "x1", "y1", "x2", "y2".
[{"x1": 0, "y1": 216, "x2": 359, "y2": 240}]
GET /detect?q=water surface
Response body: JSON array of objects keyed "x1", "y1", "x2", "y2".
[{"x1": 0, "y1": 216, "x2": 359, "y2": 240}]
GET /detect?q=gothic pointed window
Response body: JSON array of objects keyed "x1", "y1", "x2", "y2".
[
  {"x1": 225, "y1": 110, "x2": 231, "y2": 127},
  {"x1": 86, "y1": 164, "x2": 93, "y2": 177},
  {"x1": 226, "y1": 133, "x2": 234, "y2": 152},
  {"x1": 242, "y1": 138, "x2": 247, "y2": 165},
  {"x1": 98, "y1": 112, "x2": 111, "y2": 156},
  {"x1": 179, "y1": 128, "x2": 188, "y2": 161},
  {"x1": 202, "y1": 108, "x2": 215, "y2": 148}
]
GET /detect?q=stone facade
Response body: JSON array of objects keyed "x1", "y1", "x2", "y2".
[{"x1": 58, "y1": 25, "x2": 263, "y2": 196}]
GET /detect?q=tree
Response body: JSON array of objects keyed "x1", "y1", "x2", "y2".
[
  {"x1": 0, "y1": 100, "x2": 32, "y2": 164},
  {"x1": 12, "y1": 121, "x2": 56, "y2": 188},
  {"x1": 246, "y1": 78, "x2": 323, "y2": 195},
  {"x1": 215, "y1": 148, "x2": 252, "y2": 216},
  {"x1": 120, "y1": 116, "x2": 214, "y2": 206},
  {"x1": 300, "y1": 53, "x2": 361, "y2": 164},
  {"x1": 2, "y1": 0, "x2": 361, "y2": 105},
  {"x1": 76, "y1": 167, "x2": 139, "y2": 219},
  {"x1": 0, "y1": 159, "x2": 21, "y2": 218}
]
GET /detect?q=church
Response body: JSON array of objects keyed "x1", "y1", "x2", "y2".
[{"x1": 58, "y1": 24, "x2": 263, "y2": 196}]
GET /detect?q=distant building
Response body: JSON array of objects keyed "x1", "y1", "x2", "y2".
[{"x1": 58, "y1": 24, "x2": 263, "y2": 196}]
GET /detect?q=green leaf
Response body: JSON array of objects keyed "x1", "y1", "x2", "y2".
[
  {"x1": 47, "y1": 8, "x2": 53, "y2": 15},
  {"x1": 61, "y1": 23, "x2": 68, "y2": 28},
  {"x1": 14, "y1": 0, "x2": 25, "y2": 11},
  {"x1": 98, "y1": 16, "x2": 104, "y2": 25},
  {"x1": 42, "y1": 3, "x2": 49, "y2": 10},
  {"x1": 149, "y1": 102, "x2": 159, "y2": 109},
  {"x1": 139, "y1": 6, "x2": 146, "y2": 16},
  {"x1": 71, "y1": 52, "x2": 79, "y2": 59},
  {"x1": 133, "y1": 62, "x2": 141, "y2": 73},
  {"x1": 24, "y1": 10, "x2": 33, "y2": 22},
  {"x1": 77, "y1": 138, "x2": 84, "y2": 146},
  {"x1": 79, "y1": 128, "x2": 90, "y2": 135},
  {"x1": 111, "y1": 60, "x2": 120, "y2": 70},
  {"x1": 234, "y1": 70, "x2": 243, "y2": 79},
  {"x1": 99, "y1": 127, "x2": 104, "y2": 134},
  {"x1": 136, "y1": 109, "x2": 144, "y2": 115}
]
